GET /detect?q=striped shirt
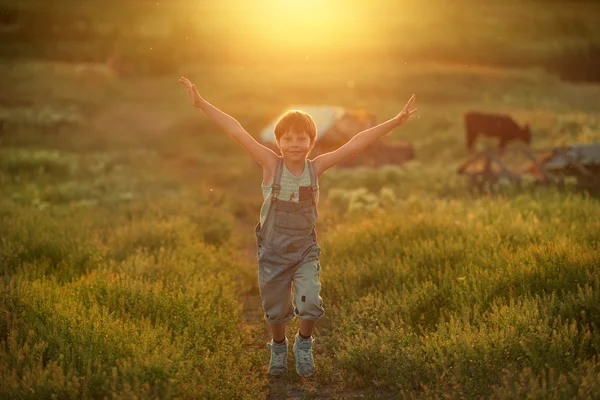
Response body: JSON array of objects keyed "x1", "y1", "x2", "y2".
[{"x1": 259, "y1": 159, "x2": 319, "y2": 227}]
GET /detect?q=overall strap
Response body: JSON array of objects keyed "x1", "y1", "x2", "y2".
[
  {"x1": 307, "y1": 159, "x2": 319, "y2": 204},
  {"x1": 270, "y1": 157, "x2": 284, "y2": 203}
]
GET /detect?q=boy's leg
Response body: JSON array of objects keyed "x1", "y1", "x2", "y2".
[
  {"x1": 271, "y1": 323, "x2": 287, "y2": 343},
  {"x1": 298, "y1": 318, "x2": 317, "y2": 339},
  {"x1": 292, "y1": 257, "x2": 324, "y2": 329},
  {"x1": 258, "y1": 258, "x2": 295, "y2": 376},
  {"x1": 260, "y1": 290, "x2": 293, "y2": 372},
  {"x1": 291, "y1": 256, "x2": 324, "y2": 377},
  {"x1": 258, "y1": 260, "x2": 295, "y2": 327}
]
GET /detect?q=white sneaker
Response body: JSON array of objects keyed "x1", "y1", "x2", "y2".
[
  {"x1": 267, "y1": 338, "x2": 288, "y2": 375},
  {"x1": 293, "y1": 333, "x2": 315, "y2": 377}
]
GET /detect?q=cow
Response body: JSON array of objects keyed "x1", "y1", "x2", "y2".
[{"x1": 465, "y1": 112, "x2": 531, "y2": 153}]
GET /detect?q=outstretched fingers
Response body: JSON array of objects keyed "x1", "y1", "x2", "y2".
[
  {"x1": 403, "y1": 94, "x2": 416, "y2": 113},
  {"x1": 179, "y1": 76, "x2": 193, "y2": 90}
]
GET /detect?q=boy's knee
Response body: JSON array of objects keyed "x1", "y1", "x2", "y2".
[
  {"x1": 261, "y1": 296, "x2": 295, "y2": 325},
  {"x1": 294, "y1": 293, "x2": 325, "y2": 320}
]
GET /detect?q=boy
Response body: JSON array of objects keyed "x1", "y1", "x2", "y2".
[{"x1": 179, "y1": 76, "x2": 417, "y2": 377}]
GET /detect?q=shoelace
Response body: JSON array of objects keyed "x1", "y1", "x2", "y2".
[
  {"x1": 296, "y1": 347, "x2": 313, "y2": 365},
  {"x1": 269, "y1": 345, "x2": 287, "y2": 366}
]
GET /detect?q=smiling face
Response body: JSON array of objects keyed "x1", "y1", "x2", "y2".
[
  {"x1": 273, "y1": 110, "x2": 317, "y2": 159},
  {"x1": 277, "y1": 128, "x2": 315, "y2": 159}
]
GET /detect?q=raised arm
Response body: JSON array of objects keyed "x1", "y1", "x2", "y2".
[
  {"x1": 313, "y1": 95, "x2": 417, "y2": 175},
  {"x1": 179, "y1": 77, "x2": 277, "y2": 167}
]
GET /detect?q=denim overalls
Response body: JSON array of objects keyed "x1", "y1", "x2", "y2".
[{"x1": 254, "y1": 157, "x2": 325, "y2": 325}]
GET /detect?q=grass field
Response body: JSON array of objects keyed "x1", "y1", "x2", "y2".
[{"x1": 1, "y1": 11, "x2": 600, "y2": 398}]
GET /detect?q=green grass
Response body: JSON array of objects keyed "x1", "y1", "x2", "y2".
[
  {"x1": 317, "y1": 196, "x2": 599, "y2": 396},
  {"x1": 1, "y1": 31, "x2": 600, "y2": 398},
  {"x1": 0, "y1": 198, "x2": 265, "y2": 398}
]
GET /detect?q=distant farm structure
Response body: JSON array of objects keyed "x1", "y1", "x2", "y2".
[{"x1": 458, "y1": 111, "x2": 600, "y2": 194}]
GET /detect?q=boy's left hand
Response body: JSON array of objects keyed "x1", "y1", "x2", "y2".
[{"x1": 394, "y1": 94, "x2": 417, "y2": 126}]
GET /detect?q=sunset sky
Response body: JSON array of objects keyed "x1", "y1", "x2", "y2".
[{"x1": 185, "y1": 0, "x2": 432, "y2": 57}]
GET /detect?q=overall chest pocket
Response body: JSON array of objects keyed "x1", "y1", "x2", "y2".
[
  {"x1": 273, "y1": 206, "x2": 314, "y2": 234},
  {"x1": 298, "y1": 186, "x2": 312, "y2": 202}
]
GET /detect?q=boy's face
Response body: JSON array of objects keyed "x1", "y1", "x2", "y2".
[{"x1": 277, "y1": 128, "x2": 314, "y2": 160}]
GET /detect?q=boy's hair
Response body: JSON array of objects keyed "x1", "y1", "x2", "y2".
[{"x1": 274, "y1": 110, "x2": 317, "y2": 145}]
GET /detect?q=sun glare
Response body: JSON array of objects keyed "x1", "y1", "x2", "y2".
[{"x1": 213, "y1": 0, "x2": 377, "y2": 55}]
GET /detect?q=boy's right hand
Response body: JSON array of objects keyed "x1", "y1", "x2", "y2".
[{"x1": 179, "y1": 76, "x2": 203, "y2": 108}]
